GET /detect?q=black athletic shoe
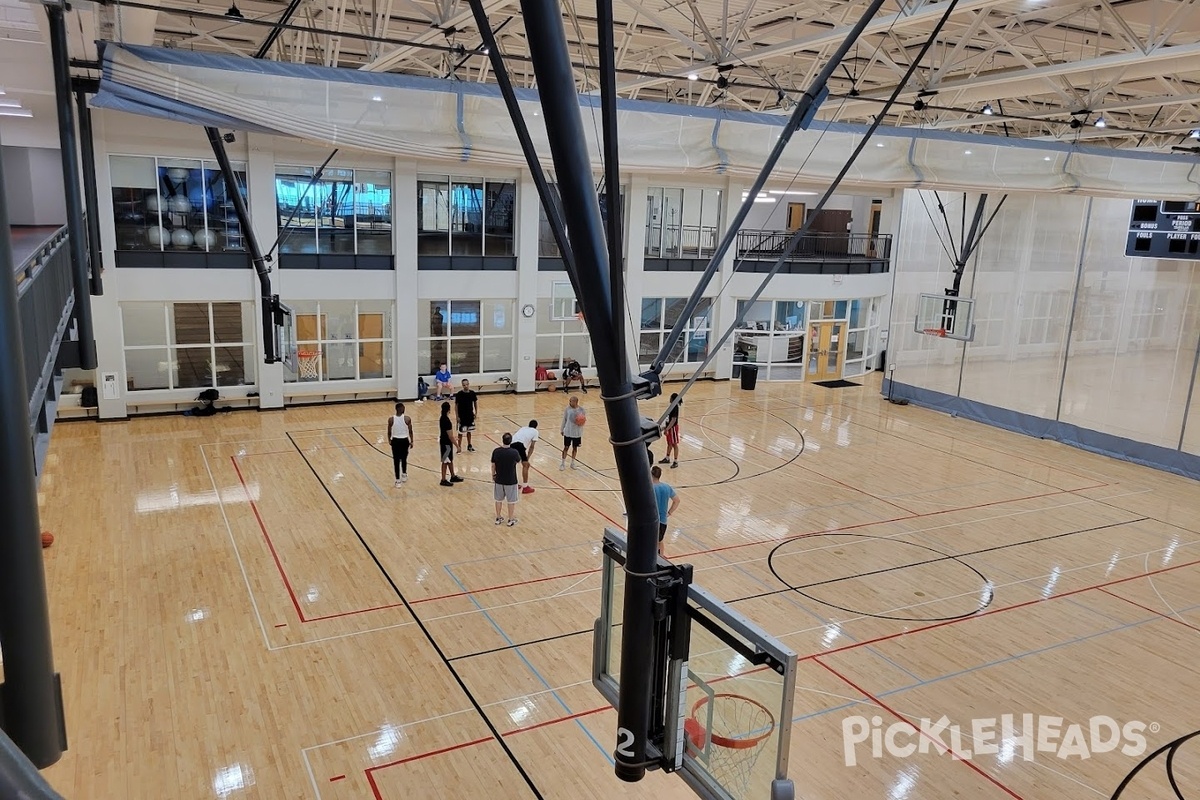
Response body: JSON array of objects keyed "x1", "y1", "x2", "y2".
[
  {"x1": 450, "y1": 475, "x2": 465, "y2": 483},
  {"x1": 467, "y1": 445, "x2": 476, "y2": 452},
  {"x1": 439, "y1": 479, "x2": 453, "y2": 487}
]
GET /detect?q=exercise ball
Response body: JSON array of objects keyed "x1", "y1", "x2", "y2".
[
  {"x1": 147, "y1": 226, "x2": 168, "y2": 247},
  {"x1": 145, "y1": 193, "x2": 161, "y2": 213},
  {"x1": 167, "y1": 167, "x2": 190, "y2": 182},
  {"x1": 194, "y1": 228, "x2": 219, "y2": 250},
  {"x1": 171, "y1": 228, "x2": 194, "y2": 248},
  {"x1": 168, "y1": 195, "x2": 193, "y2": 214}
]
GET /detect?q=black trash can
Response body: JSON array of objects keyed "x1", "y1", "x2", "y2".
[{"x1": 740, "y1": 364, "x2": 759, "y2": 390}]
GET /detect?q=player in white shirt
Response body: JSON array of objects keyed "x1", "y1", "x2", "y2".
[{"x1": 510, "y1": 420, "x2": 540, "y2": 494}]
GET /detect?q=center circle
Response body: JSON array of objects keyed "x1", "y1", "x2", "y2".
[{"x1": 767, "y1": 533, "x2": 993, "y2": 622}]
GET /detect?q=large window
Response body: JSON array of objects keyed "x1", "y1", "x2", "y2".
[
  {"x1": 110, "y1": 156, "x2": 247, "y2": 252},
  {"x1": 418, "y1": 300, "x2": 513, "y2": 374},
  {"x1": 284, "y1": 300, "x2": 394, "y2": 383},
  {"x1": 537, "y1": 183, "x2": 625, "y2": 258},
  {"x1": 536, "y1": 297, "x2": 594, "y2": 370},
  {"x1": 275, "y1": 167, "x2": 392, "y2": 255},
  {"x1": 121, "y1": 302, "x2": 255, "y2": 390},
  {"x1": 639, "y1": 297, "x2": 712, "y2": 366},
  {"x1": 417, "y1": 176, "x2": 515, "y2": 256},
  {"x1": 645, "y1": 187, "x2": 723, "y2": 258}
]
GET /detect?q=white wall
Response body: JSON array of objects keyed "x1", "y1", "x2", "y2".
[
  {"x1": 84, "y1": 108, "x2": 898, "y2": 417},
  {"x1": 2, "y1": 145, "x2": 66, "y2": 225},
  {"x1": 888, "y1": 189, "x2": 1200, "y2": 455}
]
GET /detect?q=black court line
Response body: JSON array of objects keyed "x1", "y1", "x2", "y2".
[
  {"x1": 754, "y1": 517, "x2": 1149, "y2": 619},
  {"x1": 284, "y1": 431, "x2": 546, "y2": 799},
  {"x1": 447, "y1": 627, "x2": 592, "y2": 662}
]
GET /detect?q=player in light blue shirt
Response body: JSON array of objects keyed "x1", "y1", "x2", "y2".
[{"x1": 652, "y1": 465, "x2": 680, "y2": 557}]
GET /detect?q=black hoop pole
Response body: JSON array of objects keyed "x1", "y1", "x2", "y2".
[
  {"x1": 597, "y1": 0, "x2": 625, "y2": 377},
  {"x1": 517, "y1": 0, "x2": 662, "y2": 781}
]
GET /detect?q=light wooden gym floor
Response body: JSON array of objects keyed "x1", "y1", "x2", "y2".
[{"x1": 34, "y1": 375, "x2": 1200, "y2": 799}]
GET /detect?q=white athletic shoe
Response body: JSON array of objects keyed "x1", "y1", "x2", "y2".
[
  {"x1": 401, "y1": 473, "x2": 408, "y2": 483},
  {"x1": 495, "y1": 516, "x2": 503, "y2": 525},
  {"x1": 559, "y1": 461, "x2": 566, "y2": 471},
  {"x1": 507, "y1": 518, "x2": 518, "y2": 527},
  {"x1": 570, "y1": 461, "x2": 579, "y2": 470},
  {"x1": 394, "y1": 480, "x2": 402, "y2": 488}
]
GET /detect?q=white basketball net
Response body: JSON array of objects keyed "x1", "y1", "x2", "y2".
[
  {"x1": 686, "y1": 693, "x2": 776, "y2": 800},
  {"x1": 298, "y1": 352, "x2": 320, "y2": 380}
]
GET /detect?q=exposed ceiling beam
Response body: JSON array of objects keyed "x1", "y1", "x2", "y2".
[
  {"x1": 609, "y1": 0, "x2": 1014, "y2": 94},
  {"x1": 359, "y1": 0, "x2": 510, "y2": 71}
]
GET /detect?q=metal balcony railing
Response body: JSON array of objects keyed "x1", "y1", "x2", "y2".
[
  {"x1": 735, "y1": 229, "x2": 892, "y2": 261},
  {"x1": 16, "y1": 225, "x2": 74, "y2": 436}
]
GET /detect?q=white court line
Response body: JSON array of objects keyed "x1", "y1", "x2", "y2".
[
  {"x1": 301, "y1": 747, "x2": 323, "y2": 800},
  {"x1": 203, "y1": 442, "x2": 422, "y2": 652},
  {"x1": 202, "y1": 444, "x2": 273, "y2": 651},
  {"x1": 1143, "y1": 548, "x2": 1197, "y2": 630},
  {"x1": 301, "y1": 679, "x2": 596, "y2": 753}
]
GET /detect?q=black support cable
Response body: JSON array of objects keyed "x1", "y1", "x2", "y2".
[
  {"x1": 205, "y1": 127, "x2": 278, "y2": 362},
  {"x1": 660, "y1": 0, "x2": 962, "y2": 426},
  {"x1": 466, "y1": 0, "x2": 577, "y2": 275},
  {"x1": 650, "y1": 0, "x2": 889, "y2": 376},
  {"x1": 597, "y1": 0, "x2": 625, "y2": 379}
]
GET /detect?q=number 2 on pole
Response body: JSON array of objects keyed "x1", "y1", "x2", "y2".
[{"x1": 616, "y1": 727, "x2": 635, "y2": 757}]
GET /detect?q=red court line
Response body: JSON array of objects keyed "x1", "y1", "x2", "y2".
[
  {"x1": 409, "y1": 484, "x2": 1103, "y2": 607},
  {"x1": 329, "y1": 775, "x2": 346, "y2": 782},
  {"x1": 1097, "y1": 587, "x2": 1200, "y2": 633},
  {"x1": 481, "y1": 432, "x2": 625, "y2": 528},
  {"x1": 693, "y1": 411, "x2": 916, "y2": 515},
  {"x1": 366, "y1": 736, "x2": 493, "y2": 799},
  {"x1": 231, "y1": 456, "x2": 306, "y2": 622},
  {"x1": 229, "y1": 456, "x2": 407, "y2": 626},
  {"x1": 815, "y1": 658, "x2": 1024, "y2": 799},
  {"x1": 506, "y1": 704, "x2": 610, "y2": 735},
  {"x1": 806, "y1": 554, "x2": 1200, "y2": 664}
]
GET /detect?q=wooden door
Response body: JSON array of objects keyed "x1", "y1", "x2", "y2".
[
  {"x1": 867, "y1": 201, "x2": 883, "y2": 257},
  {"x1": 806, "y1": 321, "x2": 846, "y2": 382},
  {"x1": 786, "y1": 203, "x2": 806, "y2": 231},
  {"x1": 358, "y1": 313, "x2": 385, "y2": 378},
  {"x1": 807, "y1": 208, "x2": 852, "y2": 255}
]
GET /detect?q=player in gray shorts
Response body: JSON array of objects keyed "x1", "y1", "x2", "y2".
[{"x1": 491, "y1": 432, "x2": 522, "y2": 527}]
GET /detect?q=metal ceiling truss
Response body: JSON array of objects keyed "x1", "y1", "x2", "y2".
[{"x1": 85, "y1": 0, "x2": 1200, "y2": 151}]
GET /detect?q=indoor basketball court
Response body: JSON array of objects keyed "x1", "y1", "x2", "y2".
[{"x1": 34, "y1": 376, "x2": 1200, "y2": 799}]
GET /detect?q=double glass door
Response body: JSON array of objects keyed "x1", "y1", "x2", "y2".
[{"x1": 806, "y1": 321, "x2": 845, "y2": 382}]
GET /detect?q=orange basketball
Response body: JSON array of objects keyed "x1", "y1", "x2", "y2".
[
  {"x1": 575, "y1": 412, "x2": 587, "y2": 426},
  {"x1": 41, "y1": 531, "x2": 54, "y2": 548}
]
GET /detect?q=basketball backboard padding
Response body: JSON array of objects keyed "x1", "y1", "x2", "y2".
[
  {"x1": 594, "y1": 528, "x2": 797, "y2": 800},
  {"x1": 914, "y1": 293, "x2": 975, "y2": 342}
]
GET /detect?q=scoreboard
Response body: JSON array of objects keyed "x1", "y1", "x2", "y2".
[{"x1": 1126, "y1": 199, "x2": 1200, "y2": 259}]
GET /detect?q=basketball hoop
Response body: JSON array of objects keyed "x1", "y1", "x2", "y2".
[
  {"x1": 297, "y1": 349, "x2": 320, "y2": 380},
  {"x1": 921, "y1": 328, "x2": 947, "y2": 338},
  {"x1": 684, "y1": 693, "x2": 776, "y2": 797}
]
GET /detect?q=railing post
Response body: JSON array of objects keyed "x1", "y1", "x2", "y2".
[{"x1": 0, "y1": 141, "x2": 68, "y2": 771}]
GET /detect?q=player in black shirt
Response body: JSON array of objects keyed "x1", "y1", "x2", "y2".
[
  {"x1": 439, "y1": 402, "x2": 464, "y2": 486},
  {"x1": 454, "y1": 379, "x2": 479, "y2": 453}
]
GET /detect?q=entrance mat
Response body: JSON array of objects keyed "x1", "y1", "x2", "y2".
[{"x1": 813, "y1": 379, "x2": 861, "y2": 388}]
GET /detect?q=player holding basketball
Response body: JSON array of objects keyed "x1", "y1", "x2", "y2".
[
  {"x1": 454, "y1": 378, "x2": 478, "y2": 453},
  {"x1": 652, "y1": 465, "x2": 680, "y2": 557},
  {"x1": 560, "y1": 395, "x2": 586, "y2": 470},
  {"x1": 660, "y1": 393, "x2": 681, "y2": 469},
  {"x1": 511, "y1": 420, "x2": 540, "y2": 494}
]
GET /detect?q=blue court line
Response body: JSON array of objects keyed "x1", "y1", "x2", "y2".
[
  {"x1": 782, "y1": 599, "x2": 1200, "y2": 731},
  {"x1": 445, "y1": 538, "x2": 600, "y2": 569},
  {"x1": 676, "y1": 530, "x2": 925, "y2": 683},
  {"x1": 443, "y1": 565, "x2": 614, "y2": 764},
  {"x1": 328, "y1": 432, "x2": 386, "y2": 499}
]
